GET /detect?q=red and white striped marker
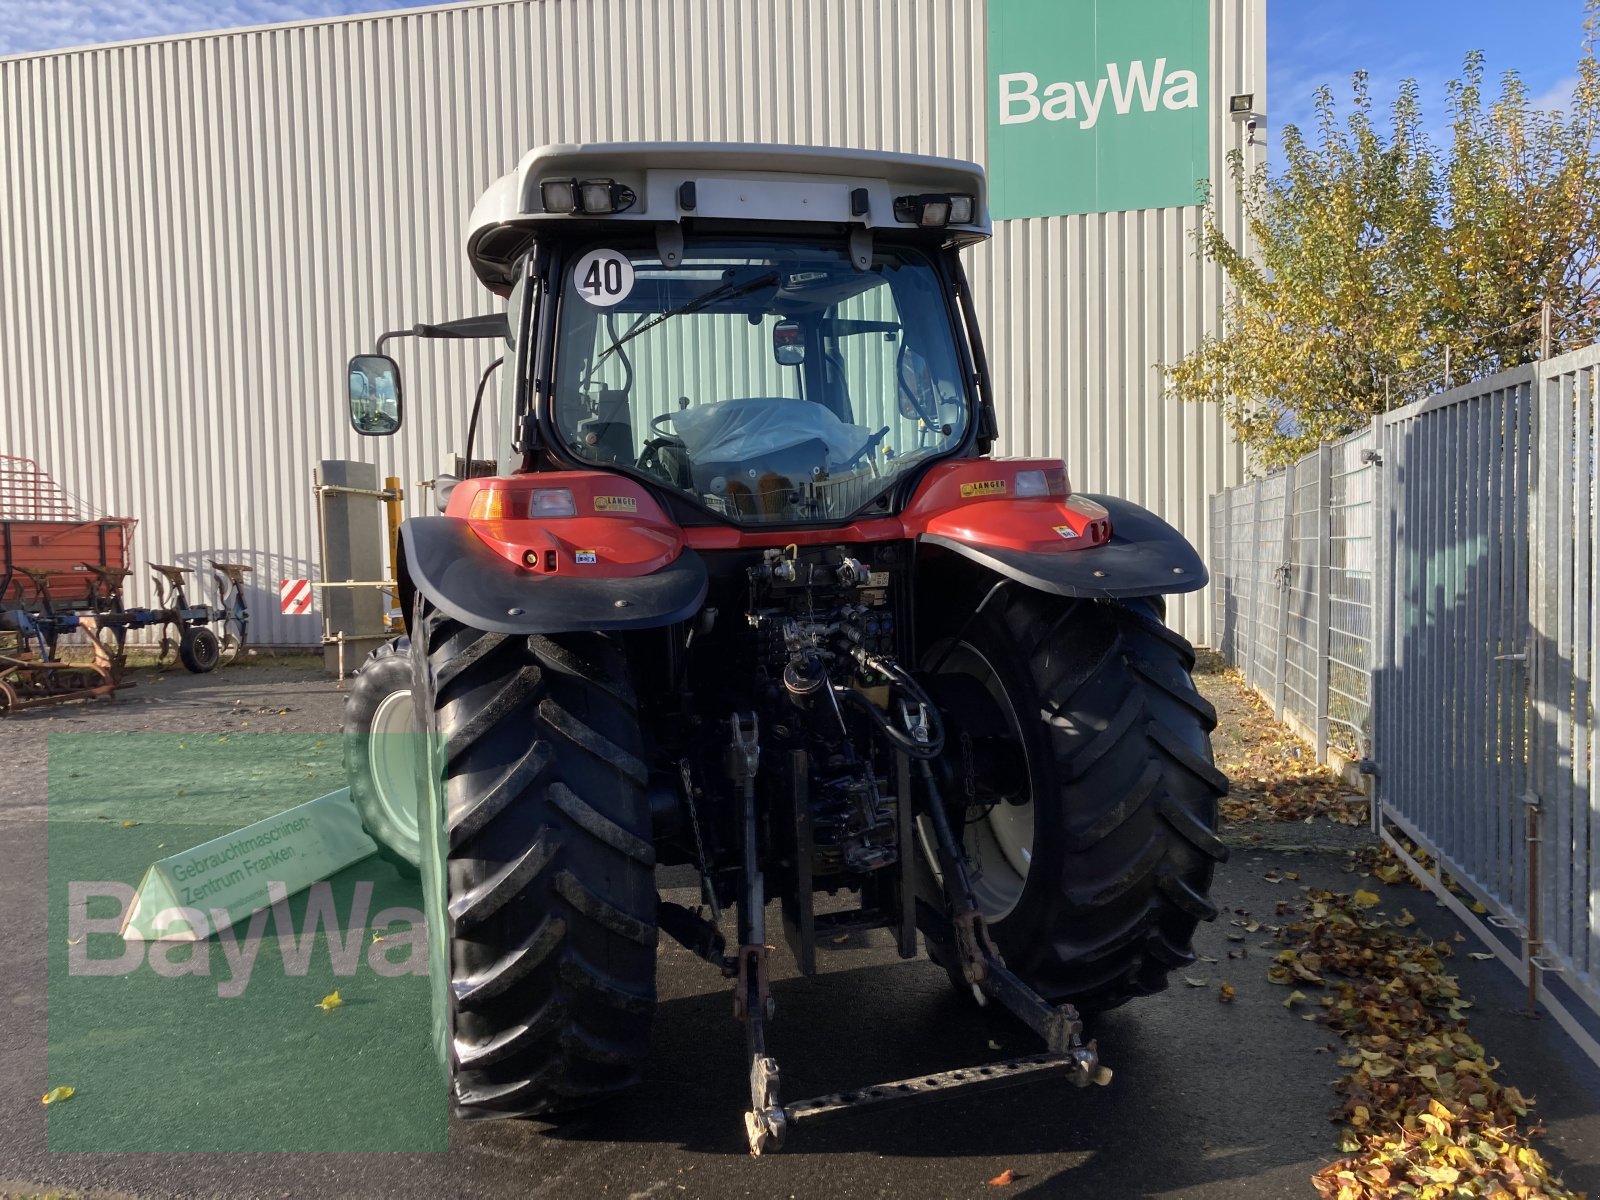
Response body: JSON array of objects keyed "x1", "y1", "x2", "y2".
[{"x1": 279, "y1": 578, "x2": 314, "y2": 615}]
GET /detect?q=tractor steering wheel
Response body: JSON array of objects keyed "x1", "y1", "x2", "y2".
[
  {"x1": 650, "y1": 411, "x2": 681, "y2": 436},
  {"x1": 841, "y1": 426, "x2": 891, "y2": 471}
]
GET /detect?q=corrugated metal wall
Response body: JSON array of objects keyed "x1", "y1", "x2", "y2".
[{"x1": 0, "y1": 0, "x2": 1260, "y2": 645}]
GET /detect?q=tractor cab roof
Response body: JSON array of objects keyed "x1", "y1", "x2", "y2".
[{"x1": 466, "y1": 141, "x2": 989, "y2": 292}]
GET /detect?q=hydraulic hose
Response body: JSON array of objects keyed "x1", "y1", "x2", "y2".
[{"x1": 836, "y1": 683, "x2": 944, "y2": 759}]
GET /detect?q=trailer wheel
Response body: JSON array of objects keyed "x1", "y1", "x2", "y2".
[
  {"x1": 412, "y1": 599, "x2": 657, "y2": 1118},
  {"x1": 178, "y1": 625, "x2": 221, "y2": 673},
  {"x1": 919, "y1": 593, "x2": 1227, "y2": 1015},
  {"x1": 343, "y1": 638, "x2": 420, "y2": 876}
]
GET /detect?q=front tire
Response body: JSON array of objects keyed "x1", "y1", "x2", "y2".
[
  {"x1": 921, "y1": 592, "x2": 1227, "y2": 1014},
  {"x1": 343, "y1": 637, "x2": 421, "y2": 876},
  {"x1": 412, "y1": 602, "x2": 658, "y2": 1119}
]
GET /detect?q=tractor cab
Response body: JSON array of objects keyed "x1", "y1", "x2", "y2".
[{"x1": 352, "y1": 143, "x2": 998, "y2": 526}]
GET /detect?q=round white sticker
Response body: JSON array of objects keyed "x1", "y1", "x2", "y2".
[{"x1": 572, "y1": 249, "x2": 635, "y2": 307}]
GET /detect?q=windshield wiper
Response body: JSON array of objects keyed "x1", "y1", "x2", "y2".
[{"x1": 596, "y1": 270, "x2": 780, "y2": 364}]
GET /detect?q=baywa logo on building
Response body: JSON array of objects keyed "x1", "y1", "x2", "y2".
[
  {"x1": 997, "y1": 58, "x2": 1201, "y2": 130},
  {"x1": 67, "y1": 880, "x2": 427, "y2": 998}
]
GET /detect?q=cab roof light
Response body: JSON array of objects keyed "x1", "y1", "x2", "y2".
[
  {"x1": 893, "y1": 192, "x2": 976, "y2": 227},
  {"x1": 579, "y1": 178, "x2": 637, "y2": 214},
  {"x1": 540, "y1": 179, "x2": 579, "y2": 214},
  {"x1": 539, "y1": 177, "x2": 637, "y2": 215}
]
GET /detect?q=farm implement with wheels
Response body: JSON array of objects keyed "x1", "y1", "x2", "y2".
[
  {"x1": 0, "y1": 455, "x2": 251, "y2": 712},
  {"x1": 343, "y1": 143, "x2": 1225, "y2": 1154}
]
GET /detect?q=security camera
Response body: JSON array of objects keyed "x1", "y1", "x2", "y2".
[{"x1": 1246, "y1": 117, "x2": 1257, "y2": 136}]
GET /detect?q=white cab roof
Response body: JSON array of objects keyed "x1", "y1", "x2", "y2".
[{"x1": 466, "y1": 141, "x2": 989, "y2": 292}]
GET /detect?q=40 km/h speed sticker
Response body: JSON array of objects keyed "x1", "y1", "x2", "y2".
[{"x1": 573, "y1": 249, "x2": 635, "y2": 307}]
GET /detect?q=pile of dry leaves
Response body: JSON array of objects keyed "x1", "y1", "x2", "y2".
[
  {"x1": 1270, "y1": 888, "x2": 1579, "y2": 1199},
  {"x1": 1197, "y1": 652, "x2": 1369, "y2": 826}
]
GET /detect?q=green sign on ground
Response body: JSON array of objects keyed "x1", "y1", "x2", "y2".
[
  {"x1": 987, "y1": 0, "x2": 1212, "y2": 220},
  {"x1": 48, "y1": 733, "x2": 444, "y2": 1152}
]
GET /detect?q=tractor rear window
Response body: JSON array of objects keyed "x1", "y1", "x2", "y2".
[{"x1": 552, "y1": 239, "x2": 971, "y2": 524}]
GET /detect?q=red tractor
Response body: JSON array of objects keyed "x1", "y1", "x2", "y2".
[{"x1": 345, "y1": 143, "x2": 1225, "y2": 1154}]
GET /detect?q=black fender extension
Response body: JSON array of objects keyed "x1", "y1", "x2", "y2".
[
  {"x1": 399, "y1": 515, "x2": 708, "y2": 635},
  {"x1": 920, "y1": 494, "x2": 1207, "y2": 599}
]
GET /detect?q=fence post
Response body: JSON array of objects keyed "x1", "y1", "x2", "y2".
[
  {"x1": 1273, "y1": 463, "x2": 1294, "y2": 717},
  {"x1": 1246, "y1": 483, "x2": 1261, "y2": 689},
  {"x1": 1314, "y1": 445, "x2": 1333, "y2": 761},
  {"x1": 1368, "y1": 412, "x2": 1390, "y2": 832},
  {"x1": 1210, "y1": 492, "x2": 1225, "y2": 651}
]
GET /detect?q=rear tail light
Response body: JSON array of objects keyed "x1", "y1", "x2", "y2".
[
  {"x1": 529, "y1": 488, "x2": 577, "y2": 518},
  {"x1": 1014, "y1": 467, "x2": 1068, "y2": 498},
  {"x1": 468, "y1": 489, "x2": 512, "y2": 521}
]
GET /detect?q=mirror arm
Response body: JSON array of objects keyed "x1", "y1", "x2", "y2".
[
  {"x1": 376, "y1": 328, "x2": 413, "y2": 357},
  {"x1": 465, "y1": 356, "x2": 506, "y2": 477}
]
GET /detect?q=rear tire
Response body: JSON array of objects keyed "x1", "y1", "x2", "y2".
[
  {"x1": 920, "y1": 592, "x2": 1227, "y2": 1014},
  {"x1": 412, "y1": 600, "x2": 658, "y2": 1118},
  {"x1": 343, "y1": 637, "x2": 421, "y2": 876}
]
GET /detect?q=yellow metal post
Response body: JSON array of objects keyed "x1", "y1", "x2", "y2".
[{"x1": 384, "y1": 476, "x2": 403, "y2": 627}]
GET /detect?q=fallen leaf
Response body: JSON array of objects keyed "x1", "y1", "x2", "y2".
[
  {"x1": 316, "y1": 991, "x2": 343, "y2": 1012},
  {"x1": 1352, "y1": 889, "x2": 1381, "y2": 909},
  {"x1": 988, "y1": 1168, "x2": 1015, "y2": 1187},
  {"x1": 1470, "y1": 899, "x2": 1489, "y2": 914},
  {"x1": 41, "y1": 1086, "x2": 74, "y2": 1105},
  {"x1": 371, "y1": 931, "x2": 385, "y2": 944},
  {"x1": 988, "y1": 1039, "x2": 1003, "y2": 1051},
  {"x1": 120, "y1": 820, "x2": 140, "y2": 828},
  {"x1": 1468, "y1": 951, "x2": 1496, "y2": 961},
  {"x1": 1218, "y1": 982, "x2": 1236, "y2": 1003},
  {"x1": 1184, "y1": 975, "x2": 1208, "y2": 987}
]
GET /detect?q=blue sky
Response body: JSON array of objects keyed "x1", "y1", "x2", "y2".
[
  {"x1": 1, "y1": 0, "x2": 1592, "y2": 158},
  {"x1": 1267, "y1": 1, "x2": 1591, "y2": 150}
]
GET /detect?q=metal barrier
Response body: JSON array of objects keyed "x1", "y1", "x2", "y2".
[
  {"x1": 1207, "y1": 344, "x2": 1600, "y2": 1066},
  {"x1": 1209, "y1": 429, "x2": 1377, "y2": 766}
]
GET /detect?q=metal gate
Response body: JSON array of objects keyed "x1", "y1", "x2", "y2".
[
  {"x1": 1209, "y1": 343, "x2": 1600, "y2": 1065},
  {"x1": 1371, "y1": 352, "x2": 1600, "y2": 1062}
]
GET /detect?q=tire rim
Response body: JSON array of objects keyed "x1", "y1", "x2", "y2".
[
  {"x1": 369, "y1": 687, "x2": 421, "y2": 851},
  {"x1": 919, "y1": 641, "x2": 1035, "y2": 924}
]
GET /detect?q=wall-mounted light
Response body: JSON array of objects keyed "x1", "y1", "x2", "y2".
[{"x1": 1229, "y1": 93, "x2": 1263, "y2": 146}]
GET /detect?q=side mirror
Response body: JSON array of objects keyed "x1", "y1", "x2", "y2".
[
  {"x1": 772, "y1": 319, "x2": 806, "y2": 366},
  {"x1": 348, "y1": 354, "x2": 403, "y2": 436}
]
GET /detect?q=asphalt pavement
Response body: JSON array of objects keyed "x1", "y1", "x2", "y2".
[{"x1": 3, "y1": 663, "x2": 1599, "y2": 1199}]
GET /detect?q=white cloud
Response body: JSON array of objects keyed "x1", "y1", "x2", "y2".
[
  {"x1": 0, "y1": 0, "x2": 446, "y2": 58},
  {"x1": 1529, "y1": 73, "x2": 1579, "y2": 115}
]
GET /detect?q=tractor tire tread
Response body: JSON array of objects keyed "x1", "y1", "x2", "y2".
[
  {"x1": 417, "y1": 606, "x2": 655, "y2": 1120},
  {"x1": 922, "y1": 592, "x2": 1225, "y2": 1015}
]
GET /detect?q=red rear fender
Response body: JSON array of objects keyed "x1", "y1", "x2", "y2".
[{"x1": 902, "y1": 459, "x2": 1111, "y2": 551}]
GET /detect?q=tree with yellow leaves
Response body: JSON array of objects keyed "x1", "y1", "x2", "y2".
[{"x1": 1167, "y1": 11, "x2": 1600, "y2": 470}]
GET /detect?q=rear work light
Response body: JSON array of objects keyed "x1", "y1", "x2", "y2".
[
  {"x1": 1013, "y1": 467, "x2": 1068, "y2": 498},
  {"x1": 893, "y1": 192, "x2": 977, "y2": 227},
  {"x1": 540, "y1": 179, "x2": 579, "y2": 214},
  {"x1": 540, "y1": 177, "x2": 637, "y2": 215}
]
